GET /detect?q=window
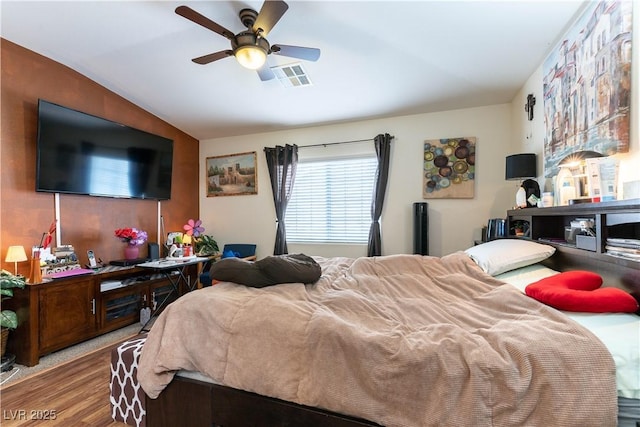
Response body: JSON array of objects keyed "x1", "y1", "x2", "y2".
[{"x1": 285, "y1": 156, "x2": 377, "y2": 244}]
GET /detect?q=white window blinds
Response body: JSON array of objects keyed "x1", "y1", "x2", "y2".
[{"x1": 285, "y1": 156, "x2": 377, "y2": 244}]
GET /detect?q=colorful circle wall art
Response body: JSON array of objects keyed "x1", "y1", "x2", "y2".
[{"x1": 423, "y1": 137, "x2": 476, "y2": 199}]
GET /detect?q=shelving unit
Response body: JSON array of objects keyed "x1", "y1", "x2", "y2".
[
  {"x1": 99, "y1": 272, "x2": 180, "y2": 334},
  {"x1": 507, "y1": 199, "x2": 640, "y2": 287},
  {"x1": 101, "y1": 286, "x2": 143, "y2": 332}
]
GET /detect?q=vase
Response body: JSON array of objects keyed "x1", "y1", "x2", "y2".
[
  {"x1": 124, "y1": 245, "x2": 139, "y2": 260},
  {"x1": 29, "y1": 253, "x2": 42, "y2": 284}
]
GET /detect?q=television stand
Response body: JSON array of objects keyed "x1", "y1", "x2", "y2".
[{"x1": 6, "y1": 263, "x2": 203, "y2": 366}]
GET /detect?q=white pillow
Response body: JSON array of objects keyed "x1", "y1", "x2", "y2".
[{"x1": 465, "y1": 239, "x2": 556, "y2": 276}]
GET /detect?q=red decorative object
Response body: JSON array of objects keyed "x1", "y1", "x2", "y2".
[
  {"x1": 40, "y1": 220, "x2": 56, "y2": 249},
  {"x1": 115, "y1": 227, "x2": 148, "y2": 247},
  {"x1": 525, "y1": 271, "x2": 639, "y2": 313}
]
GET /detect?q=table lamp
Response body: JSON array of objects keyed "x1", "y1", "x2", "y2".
[
  {"x1": 505, "y1": 153, "x2": 538, "y2": 208},
  {"x1": 5, "y1": 245, "x2": 28, "y2": 275}
]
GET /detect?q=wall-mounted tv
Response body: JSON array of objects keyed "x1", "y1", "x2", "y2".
[{"x1": 36, "y1": 99, "x2": 173, "y2": 200}]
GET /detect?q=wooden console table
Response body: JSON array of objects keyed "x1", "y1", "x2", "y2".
[{"x1": 6, "y1": 262, "x2": 204, "y2": 367}]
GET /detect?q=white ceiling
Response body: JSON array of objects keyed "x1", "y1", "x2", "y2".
[{"x1": 1, "y1": 1, "x2": 585, "y2": 140}]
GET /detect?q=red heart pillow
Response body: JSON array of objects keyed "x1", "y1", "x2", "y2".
[{"x1": 525, "y1": 270, "x2": 639, "y2": 313}]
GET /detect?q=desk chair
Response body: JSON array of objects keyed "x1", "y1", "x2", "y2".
[{"x1": 200, "y1": 244, "x2": 257, "y2": 287}]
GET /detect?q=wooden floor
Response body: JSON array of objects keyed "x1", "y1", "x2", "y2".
[{"x1": 0, "y1": 341, "x2": 130, "y2": 427}]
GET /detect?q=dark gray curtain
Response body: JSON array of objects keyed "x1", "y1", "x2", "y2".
[
  {"x1": 367, "y1": 133, "x2": 392, "y2": 257},
  {"x1": 264, "y1": 144, "x2": 298, "y2": 255}
]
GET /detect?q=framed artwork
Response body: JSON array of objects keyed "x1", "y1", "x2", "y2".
[
  {"x1": 206, "y1": 151, "x2": 257, "y2": 197},
  {"x1": 423, "y1": 137, "x2": 476, "y2": 199},
  {"x1": 543, "y1": 0, "x2": 632, "y2": 178}
]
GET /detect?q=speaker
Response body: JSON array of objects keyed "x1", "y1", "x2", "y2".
[
  {"x1": 148, "y1": 243, "x2": 160, "y2": 260},
  {"x1": 413, "y1": 202, "x2": 429, "y2": 255}
]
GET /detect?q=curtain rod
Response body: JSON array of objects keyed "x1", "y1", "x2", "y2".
[{"x1": 299, "y1": 135, "x2": 394, "y2": 149}]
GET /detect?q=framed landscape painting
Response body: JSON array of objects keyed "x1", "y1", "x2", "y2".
[{"x1": 206, "y1": 151, "x2": 257, "y2": 197}]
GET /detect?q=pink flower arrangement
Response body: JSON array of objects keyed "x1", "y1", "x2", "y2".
[
  {"x1": 183, "y1": 219, "x2": 204, "y2": 237},
  {"x1": 115, "y1": 227, "x2": 148, "y2": 246}
]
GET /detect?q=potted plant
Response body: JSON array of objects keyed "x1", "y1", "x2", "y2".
[
  {"x1": 181, "y1": 219, "x2": 218, "y2": 256},
  {"x1": 0, "y1": 270, "x2": 26, "y2": 356},
  {"x1": 194, "y1": 235, "x2": 219, "y2": 256}
]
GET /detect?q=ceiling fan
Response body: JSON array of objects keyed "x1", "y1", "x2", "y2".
[{"x1": 176, "y1": 1, "x2": 321, "y2": 81}]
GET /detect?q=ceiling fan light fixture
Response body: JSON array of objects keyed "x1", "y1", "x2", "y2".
[
  {"x1": 176, "y1": 3, "x2": 321, "y2": 77},
  {"x1": 235, "y1": 45, "x2": 267, "y2": 69}
]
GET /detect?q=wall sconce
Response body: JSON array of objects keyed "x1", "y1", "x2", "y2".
[
  {"x1": 5, "y1": 245, "x2": 28, "y2": 275},
  {"x1": 505, "y1": 153, "x2": 539, "y2": 208},
  {"x1": 525, "y1": 94, "x2": 536, "y2": 121}
]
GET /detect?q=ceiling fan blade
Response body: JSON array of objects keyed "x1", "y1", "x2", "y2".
[
  {"x1": 253, "y1": 0, "x2": 289, "y2": 36},
  {"x1": 271, "y1": 44, "x2": 321, "y2": 62},
  {"x1": 175, "y1": 5, "x2": 235, "y2": 40},
  {"x1": 192, "y1": 50, "x2": 234, "y2": 65},
  {"x1": 257, "y1": 65, "x2": 276, "y2": 81}
]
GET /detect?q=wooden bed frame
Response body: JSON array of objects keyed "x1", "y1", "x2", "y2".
[
  {"x1": 145, "y1": 375, "x2": 380, "y2": 427},
  {"x1": 144, "y1": 244, "x2": 640, "y2": 427}
]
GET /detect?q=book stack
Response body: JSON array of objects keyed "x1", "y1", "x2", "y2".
[{"x1": 605, "y1": 238, "x2": 640, "y2": 261}]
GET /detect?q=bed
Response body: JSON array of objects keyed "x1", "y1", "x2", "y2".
[
  {"x1": 132, "y1": 239, "x2": 639, "y2": 427},
  {"x1": 495, "y1": 264, "x2": 640, "y2": 427}
]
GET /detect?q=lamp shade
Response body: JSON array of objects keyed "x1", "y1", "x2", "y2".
[
  {"x1": 6, "y1": 245, "x2": 28, "y2": 275},
  {"x1": 505, "y1": 153, "x2": 537, "y2": 180},
  {"x1": 5, "y1": 245, "x2": 27, "y2": 263},
  {"x1": 233, "y1": 32, "x2": 270, "y2": 70},
  {"x1": 235, "y1": 45, "x2": 267, "y2": 69}
]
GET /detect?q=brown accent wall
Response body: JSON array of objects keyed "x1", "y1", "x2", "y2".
[{"x1": 1, "y1": 39, "x2": 199, "y2": 272}]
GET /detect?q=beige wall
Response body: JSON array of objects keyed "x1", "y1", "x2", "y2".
[
  {"x1": 200, "y1": 104, "x2": 514, "y2": 259},
  {"x1": 200, "y1": 1, "x2": 640, "y2": 260}
]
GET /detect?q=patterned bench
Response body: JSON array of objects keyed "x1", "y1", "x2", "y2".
[{"x1": 110, "y1": 334, "x2": 147, "y2": 427}]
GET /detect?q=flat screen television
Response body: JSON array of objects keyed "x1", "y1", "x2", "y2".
[{"x1": 36, "y1": 99, "x2": 173, "y2": 200}]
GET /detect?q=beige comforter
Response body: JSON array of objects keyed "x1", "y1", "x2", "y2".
[{"x1": 138, "y1": 253, "x2": 617, "y2": 426}]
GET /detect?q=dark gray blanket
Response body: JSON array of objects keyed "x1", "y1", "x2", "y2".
[{"x1": 209, "y1": 253, "x2": 321, "y2": 288}]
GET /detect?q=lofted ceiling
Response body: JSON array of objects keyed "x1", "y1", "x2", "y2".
[{"x1": 1, "y1": 1, "x2": 585, "y2": 140}]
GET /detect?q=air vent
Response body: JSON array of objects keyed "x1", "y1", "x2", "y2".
[{"x1": 271, "y1": 63, "x2": 312, "y2": 88}]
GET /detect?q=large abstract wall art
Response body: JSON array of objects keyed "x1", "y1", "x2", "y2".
[{"x1": 423, "y1": 137, "x2": 476, "y2": 199}]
